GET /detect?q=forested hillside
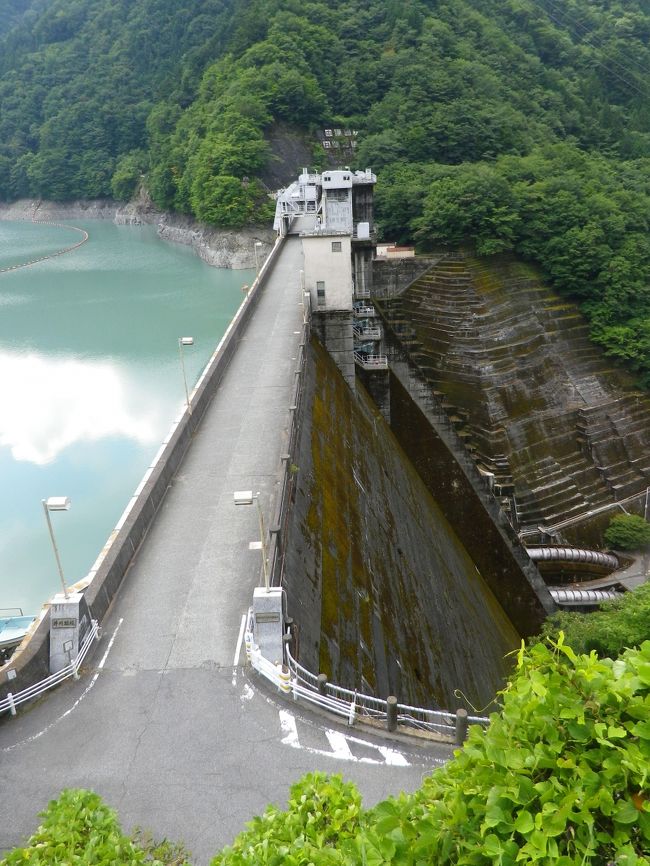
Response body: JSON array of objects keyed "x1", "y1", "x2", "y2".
[{"x1": 0, "y1": 0, "x2": 649, "y2": 379}]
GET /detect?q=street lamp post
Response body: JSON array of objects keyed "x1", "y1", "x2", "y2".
[
  {"x1": 254, "y1": 241, "x2": 263, "y2": 275},
  {"x1": 234, "y1": 489, "x2": 270, "y2": 590},
  {"x1": 178, "y1": 336, "x2": 194, "y2": 415},
  {"x1": 42, "y1": 496, "x2": 71, "y2": 599}
]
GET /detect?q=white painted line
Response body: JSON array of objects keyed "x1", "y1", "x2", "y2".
[
  {"x1": 233, "y1": 613, "x2": 247, "y2": 667},
  {"x1": 279, "y1": 709, "x2": 300, "y2": 748},
  {"x1": 325, "y1": 729, "x2": 354, "y2": 760},
  {"x1": 377, "y1": 745, "x2": 410, "y2": 766},
  {"x1": 276, "y1": 710, "x2": 413, "y2": 767},
  {"x1": 98, "y1": 618, "x2": 123, "y2": 669},
  {"x1": 2, "y1": 618, "x2": 124, "y2": 753}
]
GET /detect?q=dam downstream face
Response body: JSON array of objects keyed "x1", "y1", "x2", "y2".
[
  {"x1": 0, "y1": 220, "x2": 250, "y2": 615},
  {"x1": 283, "y1": 339, "x2": 521, "y2": 710}
]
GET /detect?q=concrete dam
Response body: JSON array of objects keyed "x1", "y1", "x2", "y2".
[
  {"x1": 282, "y1": 335, "x2": 548, "y2": 710},
  {"x1": 377, "y1": 253, "x2": 650, "y2": 548},
  {"x1": 9, "y1": 168, "x2": 631, "y2": 725}
]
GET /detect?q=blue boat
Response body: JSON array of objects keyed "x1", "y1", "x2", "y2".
[{"x1": 0, "y1": 614, "x2": 35, "y2": 653}]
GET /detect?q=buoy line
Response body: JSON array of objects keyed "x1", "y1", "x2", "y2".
[{"x1": 0, "y1": 218, "x2": 89, "y2": 275}]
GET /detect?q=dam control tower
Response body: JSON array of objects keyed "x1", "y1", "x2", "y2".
[{"x1": 274, "y1": 167, "x2": 384, "y2": 386}]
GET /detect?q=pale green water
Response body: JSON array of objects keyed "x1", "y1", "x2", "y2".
[{"x1": 0, "y1": 220, "x2": 252, "y2": 615}]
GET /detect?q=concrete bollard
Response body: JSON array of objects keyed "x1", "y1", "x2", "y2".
[
  {"x1": 386, "y1": 695, "x2": 398, "y2": 732},
  {"x1": 317, "y1": 673, "x2": 328, "y2": 695},
  {"x1": 455, "y1": 708, "x2": 469, "y2": 745}
]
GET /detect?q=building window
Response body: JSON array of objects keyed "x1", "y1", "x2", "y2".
[
  {"x1": 316, "y1": 281, "x2": 326, "y2": 305},
  {"x1": 331, "y1": 241, "x2": 342, "y2": 252}
]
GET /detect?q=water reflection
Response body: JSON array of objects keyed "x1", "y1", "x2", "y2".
[
  {"x1": 0, "y1": 219, "x2": 250, "y2": 614},
  {"x1": 0, "y1": 349, "x2": 164, "y2": 465}
]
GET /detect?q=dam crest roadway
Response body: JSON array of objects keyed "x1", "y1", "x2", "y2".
[{"x1": 0, "y1": 232, "x2": 451, "y2": 863}]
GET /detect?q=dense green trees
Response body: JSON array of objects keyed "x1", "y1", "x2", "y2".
[{"x1": 1, "y1": 0, "x2": 649, "y2": 379}]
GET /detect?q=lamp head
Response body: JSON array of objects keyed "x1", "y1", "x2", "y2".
[{"x1": 44, "y1": 496, "x2": 70, "y2": 512}]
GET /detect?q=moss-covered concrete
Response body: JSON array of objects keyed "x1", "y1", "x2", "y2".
[{"x1": 283, "y1": 337, "x2": 520, "y2": 709}]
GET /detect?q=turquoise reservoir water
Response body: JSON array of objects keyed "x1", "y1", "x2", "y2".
[{"x1": 0, "y1": 220, "x2": 251, "y2": 615}]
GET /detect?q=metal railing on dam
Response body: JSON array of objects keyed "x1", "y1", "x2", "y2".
[
  {"x1": 244, "y1": 609, "x2": 489, "y2": 745},
  {"x1": 0, "y1": 231, "x2": 288, "y2": 705}
]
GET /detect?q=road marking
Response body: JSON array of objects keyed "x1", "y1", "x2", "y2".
[
  {"x1": 377, "y1": 745, "x2": 410, "y2": 766},
  {"x1": 279, "y1": 709, "x2": 411, "y2": 766},
  {"x1": 233, "y1": 613, "x2": 247, "y2": 667},
  {"x1": 1, "y1": 618, "x2": 123, "y2": 753},
  {"x1": 326, "y1": 729, "x2": 354, "y2": 760},
  {"x1": 279, "y1": 709, "x2": 300, "y2": 748},
  {"x1": 231, "y1": 612, "x2": 247, "y2": 686}
]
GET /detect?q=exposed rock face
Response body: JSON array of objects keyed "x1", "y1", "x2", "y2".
[
  {"x1": 0, "y1": 199, "x2": 119, "y2": 221},
  {"x1": 156, "y1": 214, "x2": 274, "y2": 270},
  {"x1": 0, "y1": 196, "x2": 275, "y2": 269},
  {"x1": 377, "y1": 254, "x2": 650, "y2": 544}
]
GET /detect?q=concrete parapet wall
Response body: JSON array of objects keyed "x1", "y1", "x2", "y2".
[{"x1": 0, "y1": 233, "x2": 285, "y2": 703}]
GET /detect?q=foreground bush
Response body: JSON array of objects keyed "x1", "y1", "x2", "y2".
[
  {"x1": 402, "y1": 638, "x2": 650, "y2": 865},
  {"x1": 5, "y1": 640, "x2": 650, "y2": 865},
  {"x1": 0, "y1": 789, "x2": 189, "y2": 866},
  {"x1": 215, "y1": 639, "x2": 650, "y2": 866},
  {"x1": 1, "y1": 790, "x2": 149, "y2": 865}
]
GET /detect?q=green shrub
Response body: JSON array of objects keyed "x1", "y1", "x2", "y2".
[
  {"x1": 605, "y1": 514, "x2": 650, "y2": 551},
  {"x1": 536, "y1": 582, "x2": 650, "y2": 657},
  {"x1": 399, "y1": 638, "x2": 650, "y2": 865},
  {"x1": 1, "y1": 789, "x2": 152, "y2": 865},
  {"x1": 211, "y1": 772, "x2": 363, "y2": 866}
]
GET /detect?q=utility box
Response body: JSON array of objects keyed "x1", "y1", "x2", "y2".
[
  {"x1": 49, "y1": 592, "x2": 91, "y2": 673},
  {"x1": 252, "y1": 587, "x2": 284, "y2": 665}
]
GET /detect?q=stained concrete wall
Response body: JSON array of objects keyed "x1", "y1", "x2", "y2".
[{"x1": 283, "y1": 337, "x2": 522, "y2": 710}]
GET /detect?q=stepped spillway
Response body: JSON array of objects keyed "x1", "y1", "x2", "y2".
[{"x1": 378, "y1": 254, "x2": 650, "y2": 541}]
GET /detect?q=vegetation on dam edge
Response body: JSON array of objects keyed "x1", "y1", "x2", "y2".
[{"x1": 4, "y1": 638, "x2": 649, "y2": 865}]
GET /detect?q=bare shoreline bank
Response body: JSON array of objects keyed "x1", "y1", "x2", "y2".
[{"x1": 0, "y1": 197, "x2": 275, "y2": 270}]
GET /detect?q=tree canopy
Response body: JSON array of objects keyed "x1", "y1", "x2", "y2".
[{"x1": 1, "y1": 0, "x2": 649, "y2": 378}]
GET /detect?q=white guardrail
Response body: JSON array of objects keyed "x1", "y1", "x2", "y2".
[
  {"x1": 244, "y1": 611, "x2": 488, "y2": 742},
  {"x1": 0, "y1": 620, "x2": 100, "y2": 716}
]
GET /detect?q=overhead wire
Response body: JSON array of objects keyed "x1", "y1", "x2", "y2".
[
  {"x1": 539, "y1": 0, "x2": 650, "y2": 79},
  {"x1": 522, "y1": 0, "x2": 649, "y2": 99}
]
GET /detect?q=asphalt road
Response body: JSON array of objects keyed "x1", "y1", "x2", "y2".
[{"x1": 0, "y1": 236, "x2": 452, "y2": 864}]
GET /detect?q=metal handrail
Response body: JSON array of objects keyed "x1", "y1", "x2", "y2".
[
  {"x1": 354, "y1": 352, "x2": 388, "y2": 370},
  {"x1": 267, "y1": 293, "x2": 311, "y2": 588},
  {"x1": 0, "y1": 620, "x2": 100, "y2": 716},
  {"x1": 245, "y1": 622, "x2": 489, "y2": 740}
]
